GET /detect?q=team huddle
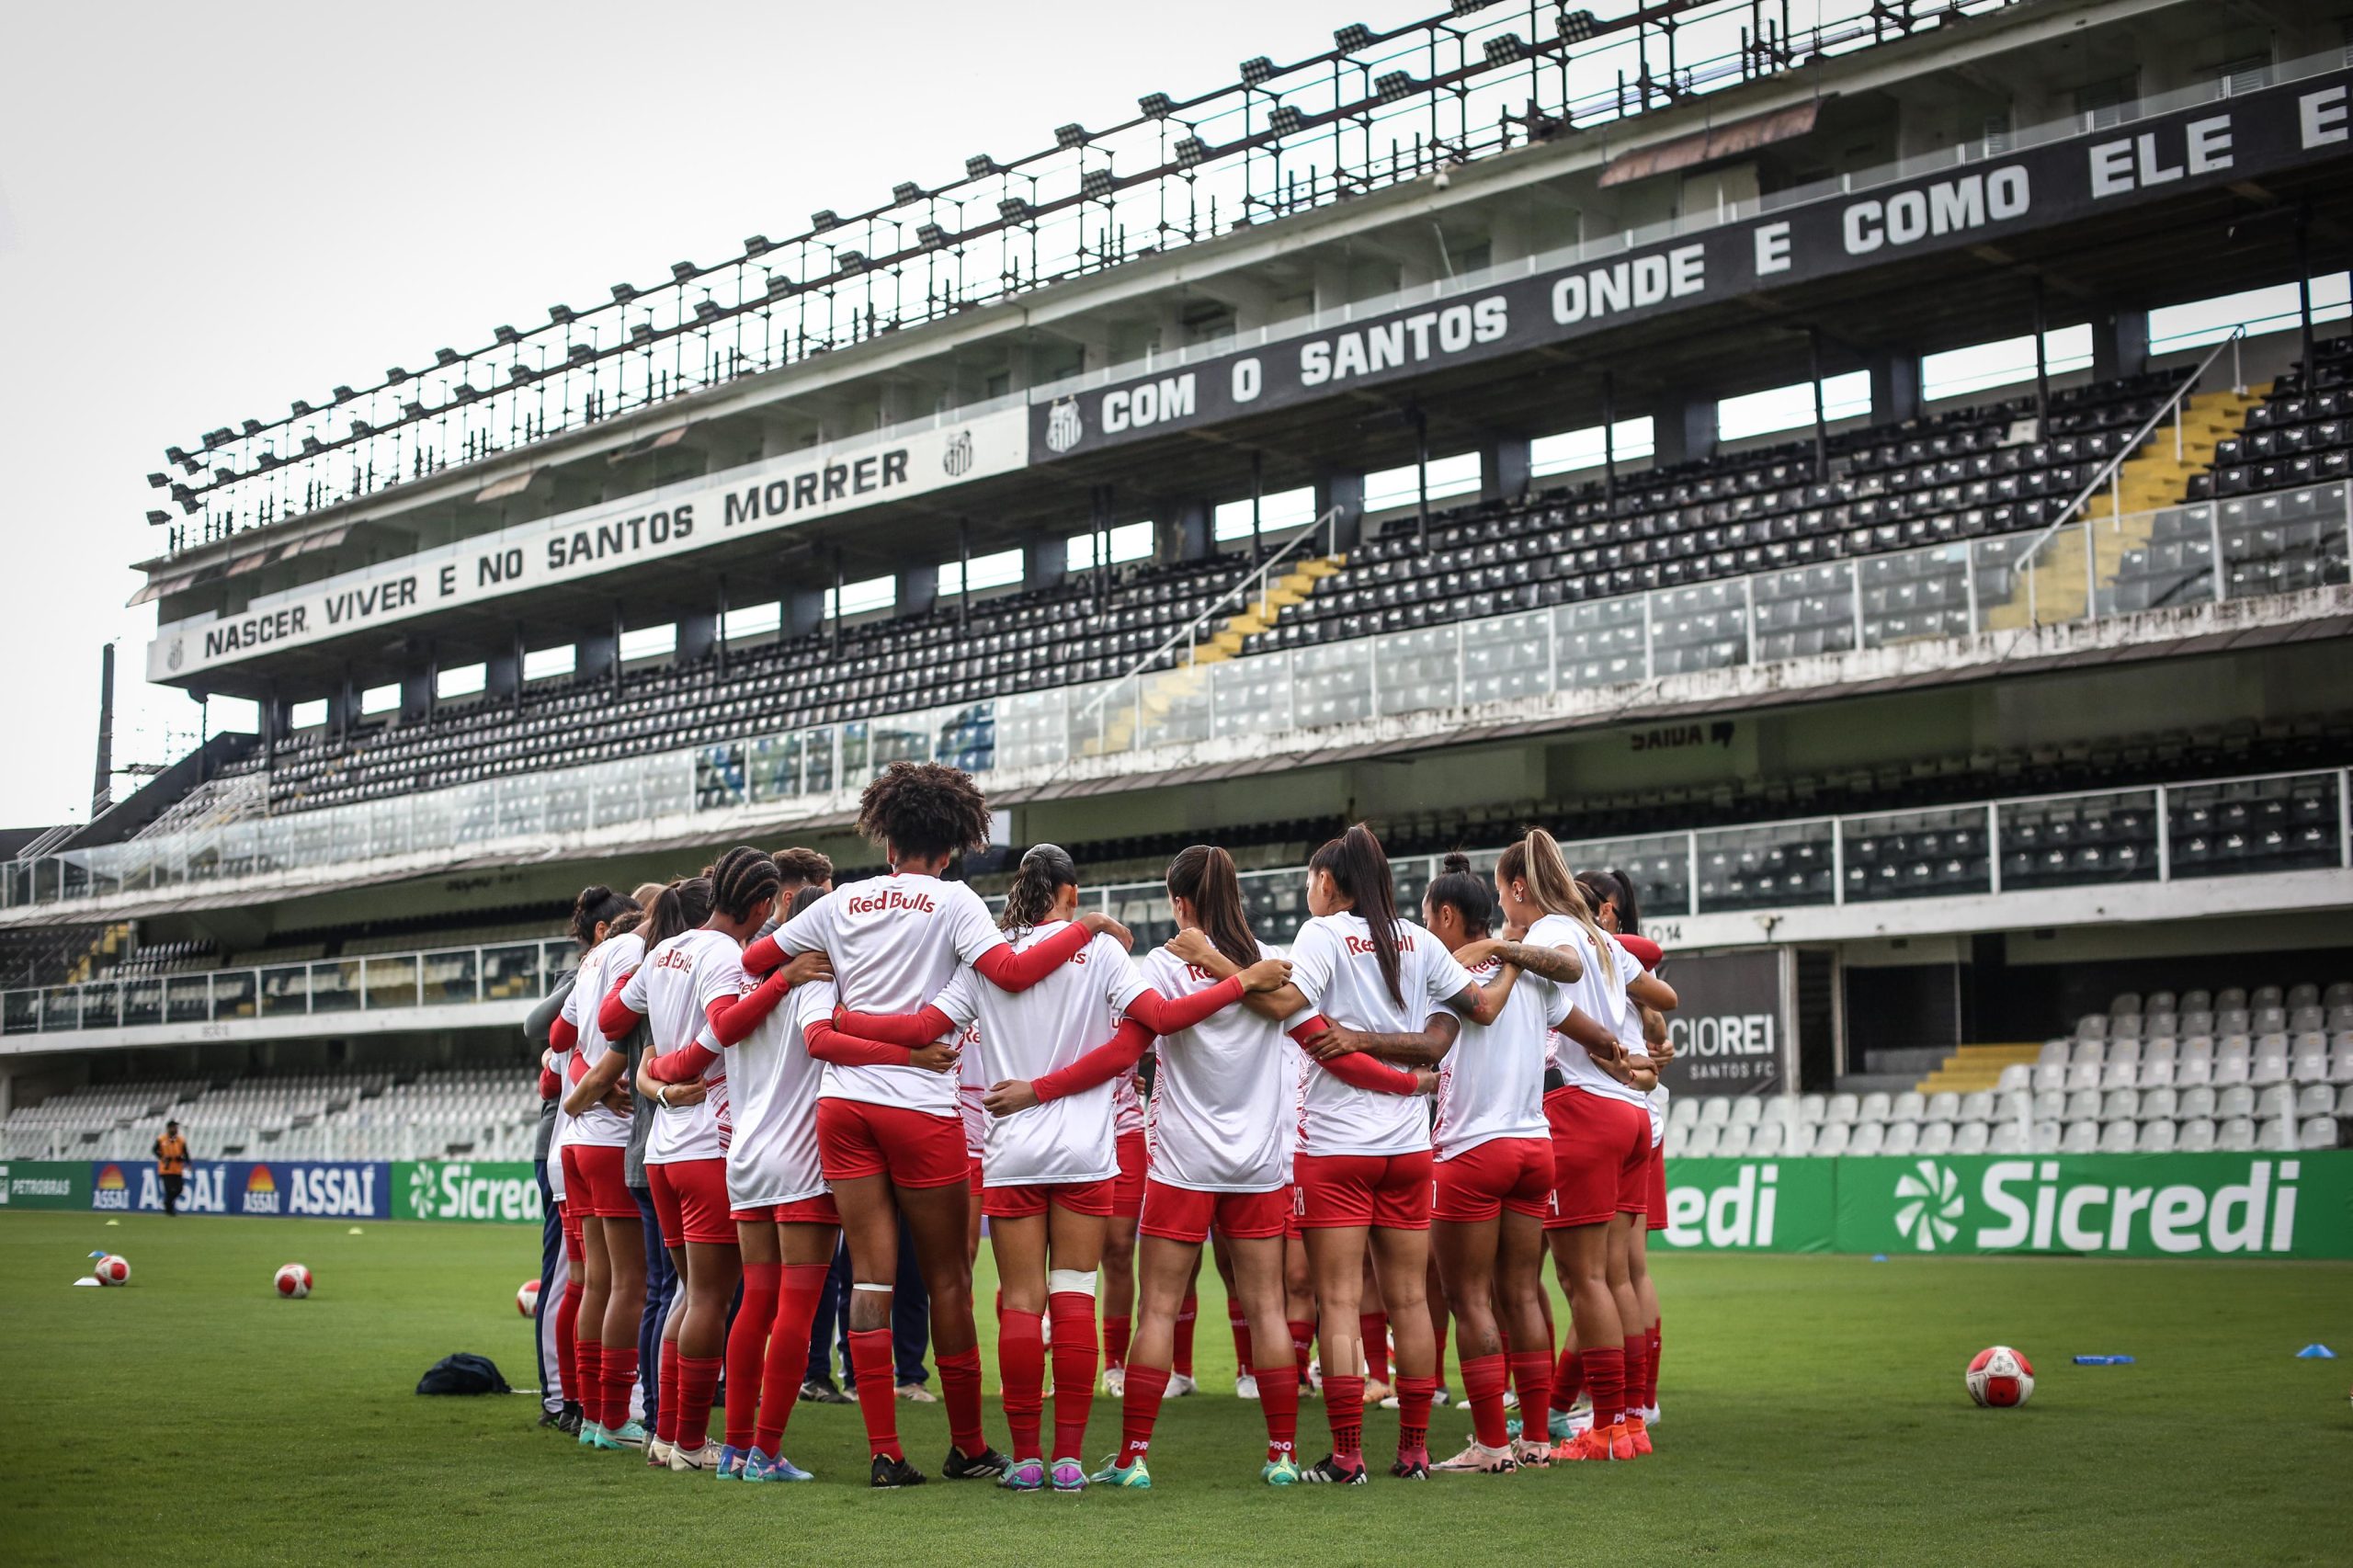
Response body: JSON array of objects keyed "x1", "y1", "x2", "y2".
[{"x1": 541, "y1": 760, "x2": 1677, "y2": 1490}]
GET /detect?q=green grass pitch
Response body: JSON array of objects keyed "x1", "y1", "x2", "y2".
[{"x1": 2, "y1": 1211, "x2": 2347, "y2": 1565}]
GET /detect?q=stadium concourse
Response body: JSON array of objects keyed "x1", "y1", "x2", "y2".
[{"x1": 4, "y1": 0, "x2": 2353, "y2": 1553}]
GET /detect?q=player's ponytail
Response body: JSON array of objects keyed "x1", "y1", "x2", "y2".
[
  {"x1": 1001, "y1": 843, "x2": 1078, "y2": 937},
  {"x1": 1501, "y1": 828, "x2": 1614, "y2": 982},
  {"x1": 569, "y1": 883, "x2": 636, "y2": 949},
  {"x1": 1310, "y1": 823, "x2": 1404, "y2": 1005},
  {"x1": 1425, "y1": 851, "x2": 1494, "y2": 940},
  {"x1": 1577, "y1": 868, "x2": 1643, "y2": 937},
  {"x1": 1165, "y1": 844, "x2": 1260, "y2": 969},
  {"x1": 642, "y1": 877, "x2": 715, "y2": 949}
]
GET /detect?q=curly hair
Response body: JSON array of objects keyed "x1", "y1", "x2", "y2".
[
  {"x1": 771, "y1": 846, "x2": 835, "y2": 890},
  {"x1": 856, "y1": 761, "x2": 994, "y2": 862}
]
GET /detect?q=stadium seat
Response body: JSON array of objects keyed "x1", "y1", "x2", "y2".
[
  {"x1": 2075, "y1": 1017, "x2": 2108, "y2": 1044},
  {"x1": 1812, "y1": 1123, "x2": 1850, "y2": 1156},
  {"x1": 1730, "y1": 1096, "x2": 1764, "y2": 1128},
  {"x1": 1716, "y1": 1124, "x2": 1753, "y2": 1157},
  {"x1": 1824, "y1": 1093, "x2": 1859, "y2": 1124},
  {"x1": 2036, "y1": 1040, "x2": 2070, "y2": 1068},
  {"x1": 1682, "y1": 1125, "x2": 1720, "y2": 1158},
  {"x1": 2333, "y1": 1045, "x2": 2353, "y2": 1083},
  {"x1": 2301, "y1": 1117, "x2": 2342, "y2": 1150},
  {"x1": 1797, "y1": 1093, "x2": 1827, "y2": 1124},
  {"x1": 2064, "y1": 1088, "x2": 2103, "y2": 1122},
  {"x1": 2256, "y1": 1117, "x2": 2298, "y2": 1152},
  {"x1": 2218, "y1": 1118, "x2": 2257, "y2": 1152},
  {"x1": 1988, "y1": 1122, "x2": 2028, "y2": 1154},
  {"x1": 2139, "y1": 1086, "x2": 2178, "y2": 1122},
  {"x1": 1858, "y1": 1091, "x2": 1892, "y2": 1124},
  {"x1": 1995, "y1": 1063, "x2": 2030, "y2": 1094},
  {"x1": 2097, "y1": 1120, "x2": 2138, "y2": 1153},
  {"x1": 2176, "y1": 1052, "x2": 2214, "y2": 1088},
  {"x1": 1882, "y1": 1121, "x2": 1919, "y2": 1156},
  {"x1": 1889, "y1": 1091, "x2": 1926, "y2": 1124},
  {"x1": 2217, "y1": 1085, "x2": 2257, "y2": 1121},
  {"x1": 2066, "y1": 1062, "x2": 2104, "y2": 1091},
  {"x1": 1847, "y1": 1123, "x2": 1885, "y2": 1156},
  {"x1": 1916, "y1": 1121, "x2": 1954, "y2": 1155},
  {"x1": 2060, "y1": 1121, "x2": 2100, "y2": 1154},
  {"x1": 2098, "y1": 1061, "x2": 2139, "y2": 1090},
  {"x1": 2138, "y1": 1056, "x2": 2176, "y2": 1088},
  {"x1": 2177, "y1": 1118, "x2": 2217, "y2": 1152},
  {"x1": 2255, "y1": 1084, "x2": 2297, "y2": 1121},
  {"x1": 2030, "y1": 1121, "x2": 2062, "y2": 1154},
  {"x1": 1751, "y1": 1122, "x2": 1786, "y2": 1155},
  {"x1": 2139, "y1": 1118, "x2": 2177, "y2": 1153},
  {"x1": 2032, "y1": 1063, "x2": 2068, "y2": 1093},
  {"x1": 1925, "y1": 1090, "x2": 1961, "y2": 1122},
  {"x1": 1959, "y1": 1090, "x2": 1995, "y2": 1122},
  {"x1": 1953, "y1": 1121, "x2": 1991, "y2": 1155},
  {"x1": 1786, "y1": 1123, "x2": 1818, "y2": 1156},
  {"x1": 1667, "y1": 1097, "x2": 1701, "y2": 1129},
  {"x1": 2100, "y1": 1088, "x2": 2140, "y2": 1121},
  {"x1": 1699, "y1": 1097, "x2": 1732, "y2": 1127}
]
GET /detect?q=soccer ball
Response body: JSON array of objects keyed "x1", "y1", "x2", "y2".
[
  {"x1": 517, "y1": 1279, "x2": 540, "y2": 1318},
  {"x1": 93, "y1": 1254, "x2": 131, "y2": 1286},
  {"x1": 274, "y1": 1263, "x2": 313, "y2": 1299},
  {"x1": 1965, "y1": 1346, "x2": 2035, "y2": 1407}
]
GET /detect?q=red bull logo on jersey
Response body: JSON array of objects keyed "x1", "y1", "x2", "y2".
[
  {"x1": 1344, "y1": 932, "x2": 1415, "y2": 957},
  {"x1": 847, "y1": 888, "x2": 938, "y2": 916}
]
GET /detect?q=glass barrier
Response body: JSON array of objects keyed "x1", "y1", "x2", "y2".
[{"x1": 9, "y1": 485, "x2": 2348, "y2": 912}]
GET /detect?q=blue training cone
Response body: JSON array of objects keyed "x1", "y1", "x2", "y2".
[{"x1": 2294, "y1": 1344, "x2": 2335, "y2": 1359}]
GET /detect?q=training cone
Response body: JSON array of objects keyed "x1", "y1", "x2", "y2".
[{"x1": 2294, "y1": 1344, "x2": 2335, "y2": 1359}]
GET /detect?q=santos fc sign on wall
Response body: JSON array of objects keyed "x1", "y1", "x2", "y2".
[{"x1": 1034, "y1": 69, "x2": 2353, "y2": 460}]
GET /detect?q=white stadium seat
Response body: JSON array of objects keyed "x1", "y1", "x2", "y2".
[
  {"x1": 1889, "y1": 1092, "x2": 1926, "y2": 1124},
  {"x1": 1847, "y1": 1123, "x2": 1885, "y2": 1156},
  {"x1": 1953, "y1": 1121, "x2": 1990, "y2": 1155},
  {"x1": 1995, "y1": 1063, "x2": 2030, "y2": 1094},
  {"x1": 2061, "y1": 1121, "x2": 2099, "y2": 1154},
  {"x1": 1882, "y1": 1122, "x2": 1919, "y2": 1156},
  {"x1": 1824, "y1": 1093, "x2": 1859, "y2": 1124},
  {"x1": 2177, "y1": 1118, "x2": 2217, "y2": 1153},
  {"x1": 2098, "y1": 1120, "x2": 2138, "y2": 1154},
  {"x1": 2217, "y1": 1118, "x2": 2257, "y2": 1153},
  {"x1": 1925, "y1": 1091, "x2": 1961, "y2": 1122},
  {"x1": 1916, "y1": 1121, "x2": 1954, "y2": 1156},
  {"x1": 1716, "y1": 1125, "x2": 1753, "y2": 1157},
  {"x1": 1750, "y1": 1122, "x2": 1785, "y2": 1156},
  {"x1": 1730, "y1": 1096, "x2": 1764, "y2": 1128},
  {"x1": 1959, "y1": 1091, "x2": 1995, "y2": 1122},
  {"x1": 1798, "y1": 1093, "x2": 1827, "y2": 1124},
  {"x1": 1858, "y1": 1092, "x2": 1892, "y2": 1124},
  {"x1": 1813, "y1": 1124, "x2": 1851, "y2": 1157},
  {"x1": 2256, "y1": 1118, "x2": 2298, "y2": 1153},
  {"x1": 2139, "y1": 1119, "x2": 2177, "y2": 1153},
  {"x1": 2301, "y1": 1118, "x2": 2342, "y2": 1151}
]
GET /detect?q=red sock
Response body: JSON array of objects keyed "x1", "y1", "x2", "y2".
[
  {"x1": 574, "y1": 1337, "x2": 603, "y2": 1426},
  {"x1": 999, "y1": 1309, "x2": 1046, "y2": 1460},
  {"x1": 756, "y1": 1264, "x2": 827, "y2": 1456},
  {"x1": 1395, "y1": 1374, "x2": 1438, "y2": 1460},
  {"x1": 656, "y1": 1340, "x2": 681, "y2": 1444},
  {"x1": 1101, "y1": 1312, "x2": 1131, "y2": 1371},
  {"x1": 1586, "y1": 1345, "x2": 1626, "y2": 1430},
  {"x1": 1462, "y1": 1352, "x2": 1510, "y2": 1449},
  {"x1": 1359, "y1": 1313, "x2": 1389, "y2": 1384},
  {"x1": 1048, "y1": 1291, "x2": 1098, "y2": 1460},
  {"x1": 1118, "y1": 1363, "x2": 1170, "y2": 1469},
  {"x1": 1289, "y1": 1320, "x2": 1315, "y2": 1391},
  {"x1": 676, "y1": 1354, "x2": 723, "y2": 1451},
  {"x1": 1647, "y1": 1319, "x2": 1663, "y2": 1407},
  {"x1": 602, "y1": 1344, "x2": 640, "y2": 1435},
  {"x1": 1508, "y1": 1349, "x2": 1552, "y2": 1445},
  {"x1": 847, "y1": 1327, "x2": 902, "y2": 1460},
  {"x1": 1256, "y1": 1361, "x2": 1301, "y2": 1463},
  {"x1": 1226, "y1": 1300, "x2": 1251, "y2": 1372},
  {"x1": 724, "y1": 1262, "x2": 780, "y2": 1449},
  {"x1": 554, "y1": 1281, "x2": 583, "y2": 1403},
  {"x1": 938, "y1": 1346, "x2": 987, "y2": 1457},
  {"x1": 1168, "y1": 1292, "x2": 1197, "y2": 1378},
  {"x1": 1324, "y1": 1372, "x2": 1365, "y2": 1466},
  {"x1": 1554, "y1": 1347, "x2": 1586, "y2": 1411},
  {"x1": 1623, "y1": 1335, "x2": 1647, "y2": 1421}
]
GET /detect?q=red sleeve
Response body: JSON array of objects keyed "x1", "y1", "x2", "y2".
[
  {"x1": 537, "y1": 1065, "x2": 562, "y2": 1099},
  {"x1": 1121, "y1": 977, "x2": 1244, "y2": 1037},
  {"x1": 705, "y1": 967, "x2": 792, "y2": 1048},
  {"x1": 646, "y1": 1040, "x2": 719, "y2": 1084},
  {"x1": 1287, "y1": 1016, "x2": 1332, "y2": 1045},
  {"x1": 1317, "y1": 1051, "x2": 1423, "y2": 1095},
  {"x1": 596, "y1": 971, "x2": 642, "y2": 1041},
  {"x1": 1031, "y1": 1018, "x2": 1156, "y2": 1104},
  {"x1": 803, "y1": 1017, "x2": 915, "y2": 1068},
  {"x1": 1618, "y1": 935, "x2": 1664, "y2": 971},
  {"x1": 971, "y1": 921, "x2": 1091, "y2": 992},
  {"x1": 548, "y1": 1016, "x2": 579, "y2": 1053},
  {"x1": 831, "y1": 1003, "x2": 956, "y2": 1047},
  {"x1": 742, "y1": 933, "x2": 786, "y2": 976}
]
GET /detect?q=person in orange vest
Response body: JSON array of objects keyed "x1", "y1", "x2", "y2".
[{"x1": 154, "y1": 1120, "x2": 190, "y2": 1216}]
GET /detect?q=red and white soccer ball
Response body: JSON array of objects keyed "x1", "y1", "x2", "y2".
[
  {"x1": 274, "y1": 1263, "x2": 313, "y2": 1299},
  {"x1": 517, "y1": 1279, "x2": 540, "y2": 1318},
  {"x1": 1965, "y1": 1346, "x2": 2035, "y2": 1407},
  {"x1": 92, "y1": 1254, "x2": 131, "y2": 1286}
]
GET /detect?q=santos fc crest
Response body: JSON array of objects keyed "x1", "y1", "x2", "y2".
[
  {"x1": 1044, "y1": 397, "x2": 1084, "y2": 454},
  {"x1": 941, "y1": 429, "x2": 974, "y2": 477}
]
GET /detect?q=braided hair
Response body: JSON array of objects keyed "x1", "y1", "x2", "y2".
[{"x1": 710, "y1": 845, "x2": 783, "y2": 924}]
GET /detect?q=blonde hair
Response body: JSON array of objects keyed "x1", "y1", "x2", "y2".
[{"x1": 1497, "y1": 828, "x2": 1616, "y2": 983}]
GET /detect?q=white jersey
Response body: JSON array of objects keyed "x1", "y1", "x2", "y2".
[
  {"x1": 1138, "y1": 947, "x2": 1291, "y2": 1192},
  {"x1": 955, "y1": 1022, "x2": 987, "y2": 1158},
  {"x1": 1285, "y1": 912, "x2": 1479, "y2": 1157},
  {"x1": 933, "y1": 922, "x2": 1149, "y2": 1187},
  {"x1": 547, "y1": 1048, "x2": 574, "y2": 1201},
  {"x1": 1434, "y1": 955, "x2": 1569, "y2": 1160},
  {"x1": 1536, "y1": 915, "x2": 1653, "y2": 1108},
  {"x1": 725, "y1": 978, "x2": 835, "y2": 1209},
  {"x1": 778, "y1": 873, "x2": 1008, "y2": 1117},
  {"x1": 1648, "y1": 1082, "x2": 1669, "y2": 1148},
  {"x1": 557, "y1": 933, "x2": 643, "y2": 1149},
  {"x1": 1113, "y1": 1070, "x2": 1144, "y2": 1139},
  {"x1": 625, "y1": 928, "x2": 741, "y2": 1165}
]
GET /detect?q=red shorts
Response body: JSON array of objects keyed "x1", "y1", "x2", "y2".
[
  {"x1": 560, "y1": 1203, "x2": 584, "y2": 1262},
  {"x1": 1292, "y1": 1150, "x2": 1435, "y2": 1230},
  {"x1": 1111, "y1": 1131, "x2": 1147, "y2": 1220},
  {"x1": 1139, "y1": 1178, "x2": 1291, "y2": 1244},
  {"x1": 1544, "y1": 1087, "x2": 1651, "y2": 1229},
  {"x1": 968, "y1": 1155, "x2": 986, "y2": 1198},
  {"x1": 983, "y1": 1176, "x2": 1117, "y2": 1220},
  {"x1": 1647, "y1": 1142, "x2": 1668, "y2": 1233},
  {"x1": 816, "y1": 1098, "x2": 968, "y2": 1189},
  {"x1": 729, "y1": 1194, "x2": 841, "y2": 1226},
  {"x1": 646, "y1": 1158, "x2": 734, "y2": 1247},
  {"x1": 560, "y1": 1141, "x2": 633, "y2": 1220},
  {"x1": 1433, "y1": 1135, "x2": 1554, "y2": 1223}
]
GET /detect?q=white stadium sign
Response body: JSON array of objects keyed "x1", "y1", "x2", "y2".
[{"x1": 148, "y1": 407, "x2": 1029, "y2": 681}]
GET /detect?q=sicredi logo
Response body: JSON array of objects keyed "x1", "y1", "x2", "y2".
[
  {"x1": 1893, "y1": 1160, "x2": 1964, "y2": 1251},
  {"x1": 1661, "y1": 1163, "x2": 1780, "y2": 1248},
  {"x1": 1669, "y1": 1013, "x2": 1775, "y2": 1058},
  {"x1": 418, "y1": 1162, "x2": 542, "y2": 1223},
  {"x1": 1969, "y1": 1157, "x2": 2302, "y2": 1255}
]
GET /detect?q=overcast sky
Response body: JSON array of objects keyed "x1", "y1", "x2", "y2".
[{"x1": 0, "y1": 0, "x2": 1454, "y2": 829}]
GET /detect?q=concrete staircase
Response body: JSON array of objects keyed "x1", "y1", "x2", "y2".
[
  {"x1": 1984, "y1": 382, "x2": 2267, "y2": 630},
  {"x1": 1915, "y1": 1042, "x2": 2043, "y2": 1096},
  {"x1": 1080, "y1": 554, "x2": 1344, "y2": 756}
]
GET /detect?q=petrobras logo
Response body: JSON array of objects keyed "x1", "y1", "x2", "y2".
[
  {"x1": 1971, "y1": 1157, "x2": 2302, "y2": 1256},
  {"x1": 412, "y1": 1161, "x2": 542, "y2": 1224},
  {"x1": 283, "y1": 1163, "x2": 381, "y2": 1218},
  {"x1": 1893, "y1": 1160, "x2": 1964, "y2": 1251},
  {"x1": 94, "y1": 1163, "x2": 131, "y2": 1210},
  {"x1": 242, "y1": 1164, "x2": 282, "y2": 1215}
]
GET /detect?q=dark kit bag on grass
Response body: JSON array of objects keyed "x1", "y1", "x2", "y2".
[{"x1": 416, "y1": 1353, "x2": 510, "y2": 1395}]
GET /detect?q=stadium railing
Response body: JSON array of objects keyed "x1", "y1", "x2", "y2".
[{"x1": 6, "y1": 764, "x2": 2343, "y2": 1040}]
